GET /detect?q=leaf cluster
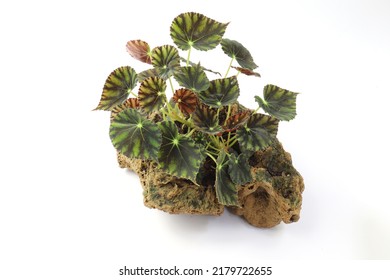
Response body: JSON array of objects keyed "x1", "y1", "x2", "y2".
[{"x1": 95, "y1": 12, "x2": 299, "y2": 206}]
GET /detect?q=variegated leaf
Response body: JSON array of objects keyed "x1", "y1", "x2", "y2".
[
  {"x1": 110, "y1": 98, "x2": 139, "y2": 121},
  {"x1": 138, "y1": 68, "x2": 159, "y2": 82},
  {"x1": 173, "y1": 63, "x2": 210, "y2": 93},
  {"x1": 228, "y1": 153, "x2": 252, "y2": 185},
  {"x1": 172, "y1": 88, "x2": 198, "y2": 115},
  {"x1": 170, "y1": 12, "x2": 228, "y2": 51},
  {"x1": 215, "y1": 150, "x2": 239, "y2": 206},
  {"x1": 151, "y1": 45, "x2": 180, "y2": 79},
  {"x1": 255, "y1": 84, "x2": 299, "y2": 121},
  {"x1": 158, "y1": 121, "x2": 202, "y2": 181},
  {"x1": 221, "y1": 38, "x2": 258, "y2": 70},
  {"x1": 94, "y1": 66, "x2": 138, "y2": 111},
  {"x1": 192, "y1": 104, "x2": 223, "y2": 134},
  {"x1": 237, "y1": 113, "x2": 279, "y2": 152},
  {"x1": 109, "y1": 108, "x2": 161, "y2": 160},
  {"x1": 126, "y1": 40, "x2": 152, "y2": 64},
  {"x1": 198, "y1": 76, "x2": 239, "y2": 108},
  {"x1": 138, "y1": 77, "x2": 167, "y2": 113}
]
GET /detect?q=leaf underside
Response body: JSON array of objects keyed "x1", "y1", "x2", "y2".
[
  {"x1": 255, "y1": 84, "x2": 299, "y2": 121},
  {"x1": 173, "y1": 88, "x2": 198, "y2": 115},
  {"x1": 198, "y1": 76, "x2": 239, "y2": 108},
  {"x1": 170, "y1": 12, "x2": 228, "y2": 51},
  {"x1": 237, "y1": 113, "x2": 279, "y2": 152},
  {"x1": 126, "y1": 40, "x2": 152, "y2": 64},
  {"x1": 223, "y1": 110, "x2": 251, "y2": 132},
  {"x1": 228, "y1": 153, "x2": 252, "y2": 185},
  {"x1": 95, "y1": 66, "x2": 138, "y2": 111},
  {"x1": 215, "y1": 151, "x2": 239, "y2": 206},
  {"x1": 173, "y1": 64, "x2": 210, "y2": 93},
  {"x1": 192, "y1": 104, "x2": 223, "y2": 134},
  {"x1": 138, "y1": 77, "x2": 167, "y2": 113},
  {"x1": 221, "y1": 38, "x2": 258, "y2": 70},
  {"x1": 109, "y1": 108, "x2": 161, "y2": 160},
  {"x1": 231, "y1": 66, "x2": 261, "y2": 77},
  {"x1": 158, "y1": 121, "x2": 202, "y2": 181},
  {"x1": 151, "y1": 45, "x2": 180, "y2": 79}
]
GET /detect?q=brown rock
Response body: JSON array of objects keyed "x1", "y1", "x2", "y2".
[
  {"x1": 228, "y1": 141, "x2": 304, "y2": 228},
  {"x1": 117, "y1": 153, "x2": 224, "y2": 215},
  {"x1": 117, "y1": 140, "x2": 304, "y2": 227}
]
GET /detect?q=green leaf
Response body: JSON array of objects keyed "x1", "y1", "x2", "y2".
[
  {"x1": 158, "y1": 121, "x2": 202, "y2": 181},
  {"x1": 172, "y1": 88, "x2": 198, "y2": 115},
  {"x1": 215, "y1": 151, "x2": 239, "y2": 206},
  {"x1": 221, "y1": 38, "x2": 258, "y2": 70},
  {"x1": 231, "y1": 66, "x2": 261, "y2": 77},
  {"x1": 228, "y1": 153, "x2": 252, "y2": 185},
  {"x1": 138, "y1": 77, "x2": 167, "y2": 113},
  {"x1": 151, "y1": 45, "x2": 180, "y2": 79},
  {"x1": 110, "y1": 108, "x2": 161, "y2": 160},
  {"x1": 192, "y1": 104, "x2": 223, "y2": 134},
  {"x1": 110, "y1": 98, "x2": 139, "y2": 121},
  {"x1": 170, "y1": 12, "x2": 228, "y2": 51},
  {"x1": 237, "y1": 113, "x2": 279, "y2": 152},
  {"x1": 138, "y1": 68, "x2": 159, "y2": 82},
  {"x1": 94, "y1": 66, "x2": 138, "y2": 111},
  {"x1": 255, "y1": 84, "x2": 299, "y2": 121},
  {"x1": 173, "y1": 63, "x2": 210, "y2": 93},
  {"x1": 180, "y1": 57, "x2": 221, "y2": 76},
  {"x1": 126, "y1": 40, "x2": 152, "y2": 64},
  {"x1": 198, "y1": 76, "x2": 239, "y2": 108}
]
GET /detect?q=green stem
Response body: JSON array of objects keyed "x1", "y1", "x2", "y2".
[
  {"x1": 168, "y1": 77, "x2": 175, "y2": 95},
  {"x1": 206, "y1": 142, "x2": 221, "y2": 152},
  {"x1": 253, "y1": 106, "x2": 261, "y2": 114},
  {"x1": 224, "y1": 57, "x2": 234, "y2": 78},
  {"x1": 206, "y1": 152, "x2": 218, "y2": 164},
  {"x1": 186, "y1": 47, "x2": 192, "y2": 66},
  {"x1": 229, "y1": 138, "x2": 238, "y2": 147},
  {"x1": 210, "y1": 135, "x2": 221, "y2": 150},
  {"x1": 186, "y1": 128, "x2": 196, "y2": 137},
  {"x1": 129, "y1": 91, "x2": 138, "y2": 97}
]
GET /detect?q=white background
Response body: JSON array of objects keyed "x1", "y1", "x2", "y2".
[{"x1": 1, "y1": 0, "x2": 390, "y2": 279}]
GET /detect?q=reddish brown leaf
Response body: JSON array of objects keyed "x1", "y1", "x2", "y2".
[
  {"x1": 110, "y1": 98, "x2": 140, "y2": 121},
  {"x1": 126, "y1": 40, "x2": 152, "y2": 64},
  {"x1": 231, "y1": 66, "x2": 261, "y2": 77},
  {"x1": 172, "y1": 88, "x2": 198, "y2": 115},
  {"x1": 223, "y1": 110, "x2": 251, "y2": 132}
]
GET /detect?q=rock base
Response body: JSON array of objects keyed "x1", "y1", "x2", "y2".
[{"x1": 117, "y1": 141, "x2": 304, "y2": 228}]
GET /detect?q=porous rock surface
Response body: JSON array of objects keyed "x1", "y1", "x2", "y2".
[
  {"x1": 117, "y1": 141, "x2": 304, "y2": 228},
  {"x1": 117, "y1": 155, "x2": 224, "y2": 215}
]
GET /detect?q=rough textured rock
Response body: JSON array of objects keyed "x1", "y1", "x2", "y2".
[
  {"x1": 117, "y1": 140, "x2": 304, "y2": 227},
  {"x1": 228, "y1": 141, "x2": 304, "y2": 228},
  {"x1": 118, "y1": 154, "x2": 224, "y2": 215}
]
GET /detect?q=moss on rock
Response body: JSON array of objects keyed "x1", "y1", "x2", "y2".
[{"x1": 117, "y1": 140, "x2": 304, "y2": 227}]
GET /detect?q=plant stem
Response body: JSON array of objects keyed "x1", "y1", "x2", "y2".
[
  {"x1": 224, "y1": 57, "x2": 234, "y2": 78},
  {"x1": 130, "y1": 91, "x2": 138, "y2": 97},
  {"x1": 229, "y1": 138, "x2": 238, "y2": 147},
  {"x1": 224, "y1": 104, "x2": 232, "y2": 126},
  {"x1": 186, "y1": 128, "x2": 196, "y2": 137},
  {"x1": 206, "y1": 152, "x2": 218, "y2": 164},
  {"x1": 168, "y1": 77, "x2": 175, "y2": 95},
  {"x1": 186, "y1": 47, "x2": 192, "y2": 66}
]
